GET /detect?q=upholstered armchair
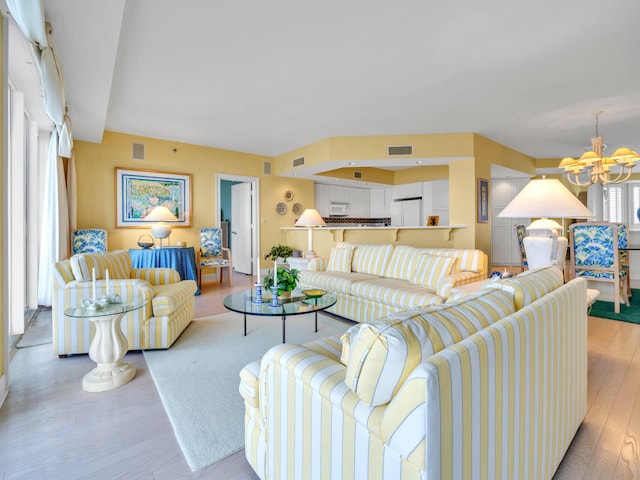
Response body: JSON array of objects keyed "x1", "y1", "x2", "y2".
[
  {"x1": 72, "y1": 229, "x2": 107, "y2": 254},
  {"x1": 515, "y1": 224, "x2": 528, "y2": 271},
  {"x1": 569, "y1": 222, "x2": 630, "y2": 313},
  {"x1": 198, "y1": 228, "x2": 233, "y2": 285}
]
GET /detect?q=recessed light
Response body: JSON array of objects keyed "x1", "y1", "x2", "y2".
[
  {"x1": 416, "y1": 160, "x2": 423, "y2": 165},
  {"x1": 348, "y1": 161, "x2": 355, "y2": 166}
]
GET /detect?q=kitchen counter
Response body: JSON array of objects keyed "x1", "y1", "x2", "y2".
[{"x1": 282, "y1": 224, "x2": 467, "y2": 246}]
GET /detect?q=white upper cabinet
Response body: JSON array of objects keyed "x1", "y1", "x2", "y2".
[{"x1": 314, "y1": 184, "x2": 330, "y2": 217}]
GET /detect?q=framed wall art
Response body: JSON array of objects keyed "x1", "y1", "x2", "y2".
[
  {"x1": 477, "y1": 178, "x2": 489, "y2": 223},
  {"x1": 115, "y1": 167, "x2": 192, "y2": 227}
]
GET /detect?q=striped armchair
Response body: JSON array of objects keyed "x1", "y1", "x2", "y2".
[
  {"x1": 52, "y1": 250, "x2": 197, "y2": 356},
  {"x1": 240, "y1": 267, "x2": 587, "y2": 479}
]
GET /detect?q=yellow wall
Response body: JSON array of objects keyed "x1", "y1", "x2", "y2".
[
  {"x1": 276, "y1": 133, "x2": 476, "y2": 174},
  {"x1": 74, "y1": 132, "x2": 315, "y2": 260}
]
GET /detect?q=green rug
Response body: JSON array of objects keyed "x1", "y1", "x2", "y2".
[
  {"x1": 143, "y1": 311, "x2": 352, "y2": 471},
  {"x1": 589, "y1": 288, "x2": 640, "y2": 324}
]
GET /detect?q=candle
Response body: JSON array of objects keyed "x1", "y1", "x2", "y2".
[
  {"x1": 106, "y1": 269, "x2": 110, "y2": 296},
  {"x1": 274, "y1": 261, "x2": 278, "y2": 285},
  {"x1": 256, "y1": 256, "x2": 260, "y2": 282},
  {"x1": 92, "y1": 267, "x2": 96, "y2": 300}
]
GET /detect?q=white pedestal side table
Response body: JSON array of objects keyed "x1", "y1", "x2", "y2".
[{"x1": 65, "y1": 302, "x2": 146, "y2": 393}]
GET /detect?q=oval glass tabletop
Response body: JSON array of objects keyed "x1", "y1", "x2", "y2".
[
  {"x1": 65, "y1": 302, "x2": 147, "y2": 318},
  {"x1": 223, "y1": 290, "x2": 336, "y2": 317}
]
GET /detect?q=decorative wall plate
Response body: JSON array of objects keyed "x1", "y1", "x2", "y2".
[
  {"x1": 284, "y1": 190, "x2": 294, "y2": 201},
  {"x1": 292, "y1": 203, "x2": 303, "y2": 215},
  {"x1": 276, "y1": 202, "x2": 287, "y2": 215}
]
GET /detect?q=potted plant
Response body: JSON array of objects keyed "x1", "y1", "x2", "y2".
[
  {"x1": 264, "y1": 244, "x2": 293, "y2": 262},
  {"x1": 263, "y1": 267, "x2": 300, "y2": 296}
]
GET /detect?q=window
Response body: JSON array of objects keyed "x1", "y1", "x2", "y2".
[{"x1": 603, "y1": 182, "x2": 640, "y2": 229}]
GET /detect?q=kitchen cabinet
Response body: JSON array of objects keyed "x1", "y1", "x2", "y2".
[
  {"x1": 491, "y1": 178, "x2": 530, "y2": 266},
  {"x1": 314, "y1": 184, "x2": 330, "y2": 216}
]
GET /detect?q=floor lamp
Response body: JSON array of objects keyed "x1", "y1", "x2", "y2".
[
  {"x1": 497, "y1": 177, "x2": 594, "y2": 270},
  {"x1": 295, "y1": 209, "x2": 326, "y2": 258}
]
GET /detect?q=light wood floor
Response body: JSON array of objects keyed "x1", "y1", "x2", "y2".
[{"x1": 1, "y1": 269, "x2": 639, "y2": 479}]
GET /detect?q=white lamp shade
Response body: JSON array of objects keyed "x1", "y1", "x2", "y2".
[
  {"x1": 497, "y1": 178, "x2": 594, "y2": 220},
  {"x1": 145, "y1": 206, "x2": 178, "y2": 222},
  {"x1": 295, "y1": 208, "x2": 326, "y2": 227}
]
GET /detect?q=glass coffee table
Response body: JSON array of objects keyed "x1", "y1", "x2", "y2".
[{"x1": 223, "y1": 289, "x2": 337, "y2": 343}]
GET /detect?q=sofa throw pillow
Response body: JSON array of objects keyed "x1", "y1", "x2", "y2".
[
  {"x1": 327, "y1": 247, "x2": 354, "y2": 273},
  {"x1": 411, "y1": 254, "x2": 456, "y2": 289}
]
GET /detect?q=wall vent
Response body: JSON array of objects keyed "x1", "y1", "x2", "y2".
[
  {"x1": 388, "y1": 145, "x2": 413, "y2": 156},
  {"x1": 132, "y1": 142, "x2": 145, "y2": 160},
  {"x1": 354, "y1": 171, "x2": 363, "y2": 179},
  {"x1": 263, "y1": 161, "x2": 272, "y2": 175},
  {"x1": 293, "y1": 156, "x2": 305, "y2": 167}
]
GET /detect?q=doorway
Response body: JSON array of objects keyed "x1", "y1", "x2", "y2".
[{"x1": 216, "y1": 174, "x2": 259, "y2": 276}]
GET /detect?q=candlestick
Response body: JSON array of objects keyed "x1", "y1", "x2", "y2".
[
  {"x1": 92, "y1": 267, "x2": 96, "y2": 300},
  {"x1": 106, "y1": 269, "x2": 110, "y2": 296}
]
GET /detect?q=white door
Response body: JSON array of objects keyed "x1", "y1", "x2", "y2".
[{"x1": 231, "y1": 182, "x2": 253, "y2": 274}]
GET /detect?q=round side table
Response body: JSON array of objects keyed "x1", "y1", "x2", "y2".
[{"x1": 65, "y1": 302, "x2": 146, "y2": 392}]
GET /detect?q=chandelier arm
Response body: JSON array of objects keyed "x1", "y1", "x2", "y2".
[{"x1": 565, "y1": 173, "x2": 592, "y2": 187}]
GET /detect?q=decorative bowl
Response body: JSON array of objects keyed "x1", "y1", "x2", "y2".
[
  {"x1": 137, "y1": 234, "x2": 154, "y2": 249},
  {"x1": 302, "y1": 289, "x2": 326, "y2": 299}
]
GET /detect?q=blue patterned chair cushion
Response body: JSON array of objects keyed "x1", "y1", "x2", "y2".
[
  {"x1": 72, "y1": 229, "x2": 107, "y2": 255},
  {"x1": 573, "y1": 223, "x2": 626, "y2": 279},
  {"x1": 200, "y1": 228, "x2": 223, "y2": 258}
]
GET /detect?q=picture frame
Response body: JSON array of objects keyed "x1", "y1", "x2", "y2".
[
  {"x1": 115, "y1": 167, "x2": 192, "y2": 228},
  {"x1": 477, "y1": 178, "x2": 489, "y2": 223},
  {"x1": 427, "y1": 215, "x2": 439, "y2": 226}
]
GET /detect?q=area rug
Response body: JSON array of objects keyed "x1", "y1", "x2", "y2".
[
  {"x1": 590, "y1": 288, "x2": 640, "y2": 324},
  {"x1": 143, "y1": 311, "x2": 352, "y2": 471}
]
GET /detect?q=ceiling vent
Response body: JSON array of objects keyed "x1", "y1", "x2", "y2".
[
  {"x1": 263, "y1": 161, "x2": 272, "y2": 175},
  {"x1": 354, "y1": 171, "x2": 363, "y2": 179},
  {"x1": 293, "y1": 156, "x2": 305, "y2": 167},
  {"x1": 132, "y1": 142, "x2": 145, "y2": 160},
  {"x1": 388, "y1": 145, "x2": 413, "y2": 156}
]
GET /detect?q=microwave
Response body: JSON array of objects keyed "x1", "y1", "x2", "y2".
[{"x1": 329, "y1": 203, "x2": 350, "y2": 216}]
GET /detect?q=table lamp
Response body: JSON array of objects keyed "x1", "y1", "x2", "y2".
[
  {"x1": 498, "y1": 177, "x2": 594, "y2": 270},
  {"x1": 295, "y1": 208, "x2": 326, "y2": 258},
  {"x1": 145, "y1": 206, "x2": 178, "y2": 248}
]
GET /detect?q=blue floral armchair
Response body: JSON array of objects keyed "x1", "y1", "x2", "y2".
[
  {"x1": 569, "y1": 222, "x2": 630, "y2": 313},
  {"x1": 198, "y1": 228, "x2": 233, "y2": 285},
  {"x1": 515, "y1": 224, "x2": 528, "y2": 272},
  {"x1": 71, "y1": 229, "x2": 107, "y2": 255}
]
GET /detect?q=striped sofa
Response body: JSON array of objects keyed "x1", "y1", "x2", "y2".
[
  {"x1": 298, "y1": 243, "x2": 488, "y2": 322},
  {"x1": 52, "y1": 249, "x2": 197, "y2": 356},
  {"x1": 240, "y1": 267, "x2": 588, "y2": 479}
]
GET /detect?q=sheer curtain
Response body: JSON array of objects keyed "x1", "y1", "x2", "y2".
[
  {"x1": 37, "y1": 131, "x2": 69, "y2": 306},
  {"x1": 7, "y1": 0, "x2": 74, "y2": 306}
]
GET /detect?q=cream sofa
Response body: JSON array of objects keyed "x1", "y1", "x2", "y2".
[
  {"x1": 297, "y1": 242, "x2": 488, "y2": 322},
  {"x1": 240, "y1": 267, "x2": 587, "y2": 479},
  {"x1": 52, "y1": 249, "x2": 197, "y2": 356}
]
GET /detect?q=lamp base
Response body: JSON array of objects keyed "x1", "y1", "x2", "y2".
[{"x1": 304, "y1": 250, "x2": 317, "y2": 259}]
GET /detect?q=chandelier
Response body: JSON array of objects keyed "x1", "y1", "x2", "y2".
[{"x1": 558, "y1": 113, "x2": 640, "y2": 187}]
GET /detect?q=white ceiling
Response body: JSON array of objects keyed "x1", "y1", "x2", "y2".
[{"x1": 5, "y1": 0, "x2": 640, "y2": 180}]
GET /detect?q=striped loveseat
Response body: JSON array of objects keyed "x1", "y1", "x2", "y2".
[
  {"x1": 52, "y1": 249, "x2": 197, "y2": 356},
  {"x1": 298, "y1": 243, "x2": 488, "y2": 322},
  {"x1": 240, "y1": 267, "x2": 587, "y2": 479}
]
